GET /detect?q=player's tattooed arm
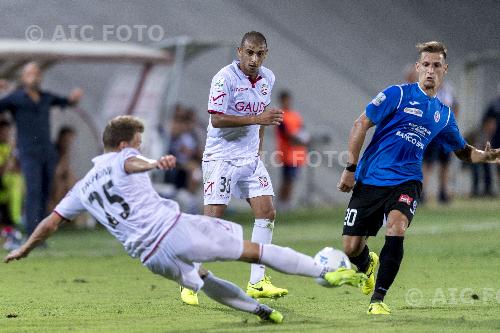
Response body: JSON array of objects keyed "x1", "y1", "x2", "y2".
[
  {"x1": 337, "y1": 112, "x2": 374, "y2": 193},
  {"x1": 211, "y1": 107, "x2": 283, "y2": 128},
  {"x1": 124, "y1": 155, "x2": 176, "y2": 174},
  {"x1": 4, "y1": 212, "x2": 64, "y2": 263},
  {"x1": 454, "y1": 142, "x2": 500, "y2": 163}
]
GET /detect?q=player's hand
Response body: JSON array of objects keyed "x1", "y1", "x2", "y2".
[
  {"x1": 4, "y1": 248, "x2": 28, "y2": 263},
  {"x1": 483, "y1": 141, "x2": 500, "y2": 162},
  {"x1": 69, "y1": 87, "x2": 84, "y2": 104},
  {"x1": 337, "y1": 169, "x2": 355, "y2": 193},
  {"x1": 256, "y1": 108, "x2": 283, "y2": 126},
  {"x1": 156, "y1": 155, "x2": 176, "y2": 170}
]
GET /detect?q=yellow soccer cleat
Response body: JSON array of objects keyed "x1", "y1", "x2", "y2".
[
  {"x1": 323, "y1": 268, "x2": 367, "y2": 288},
  {"x1": 246, "y1": 276, "x2": 288, "y2": 299},
  {"x1": 180, "y1": 286, "x2": 199, "y2": 305},
  {"x1": 255, "y1": 307, "x2": 284, "y2": 324},
  {"x1": 361, "y1": 252, "x2": 379, "y2": 295},
  {"x1": 267, "y1": 309, "x2": 284, "y2": 324},
  {"x1": 367, "y1": 301, "x2": 391, "y2": 315}
]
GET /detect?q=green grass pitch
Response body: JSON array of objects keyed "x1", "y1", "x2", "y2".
[{"x1": 1, "y1": 198, "x2": 499, "y2": 332}]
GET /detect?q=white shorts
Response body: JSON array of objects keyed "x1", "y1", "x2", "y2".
[
  {"x1": 202, "y1": 158, "x2": 274, "y2": 205},
  {"x1": 143, "y1": 213, "x2": 244, "y2": 291}
]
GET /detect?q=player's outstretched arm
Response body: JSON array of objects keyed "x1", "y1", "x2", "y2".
[
  {"x1": 454, "y1": 142, "x2": 500, "y2": 164},
  {"x1": 4, "y1": 212, "x2": 64, "y2": 263},
  {"x1": 337, "y1": 112, "x2": 374, "y2": 193},
  {"x1": 211, "y1": 107, "x2": 283, "y2": 128},
  {"x1": 124, "y1": 155, "x2": 176, "y2": 174}
]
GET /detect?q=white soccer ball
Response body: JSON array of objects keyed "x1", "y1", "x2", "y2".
[{"x1": 314, "y1": 247, "x2": 352, "y2": 287}]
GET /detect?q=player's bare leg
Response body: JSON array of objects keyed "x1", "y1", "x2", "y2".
[
  {"x1": 343, "y1": 235, "x2": 379, "y2": 296},
  {"x1": 245, "y1": 195, "x2": 287, "y2": 298},
  {"x1": 368, "y1": 210, "x2": 408, "y2": 315},
  {"x1": 422, "y1": 162, "x2": 433, "y2": 203},
  {"x1": 438, "y1": 162, "x2": 451, "y2": 203},
  {"x1": 180, "y1": 204, "x2": 227, "y2": 305}
]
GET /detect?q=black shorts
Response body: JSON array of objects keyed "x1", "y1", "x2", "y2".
[{"x1": 342, "y1": 180, "x2": 422, "y2": 236}]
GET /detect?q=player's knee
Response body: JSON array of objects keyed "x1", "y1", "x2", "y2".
[
  {"x1": 238, "y1": 240, "x2": 260, "y2": 263},
  {"x1": 386, "y1": 219, "x2": 407, "y2": 236},
  {"x1": 198, "y1": 267, "x2": 209, "y2": 279},
  {"x1": 263, "y1": 207, "x2": 276, "y2": 221},
  {"x1": 343, "y1": 239, "x2": 364, "y2": 257}
]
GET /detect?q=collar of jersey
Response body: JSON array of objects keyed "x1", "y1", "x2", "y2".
[
  {"x1": 232, "y1": 60, "x2": 263, "y2": 84},
  {"x1": 415, "y1": 82, "x2": 436, "y2": 100}
]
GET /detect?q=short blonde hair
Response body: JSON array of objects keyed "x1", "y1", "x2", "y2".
[
  {"x1": 102, "y1": 115, "x2": 144, "y2": 149},
  {"x1": 416, "y1": 41, "x2": 447, "y2": 60}
]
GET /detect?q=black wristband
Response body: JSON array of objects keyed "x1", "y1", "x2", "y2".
[{"x1": 345, "y1": 163, "x2": 357, "y2": 172}]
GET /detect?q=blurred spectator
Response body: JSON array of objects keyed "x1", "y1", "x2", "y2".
[
  {"x1": 0, "y1": 118, "x2": 25, "y2": 250},
  {"x1": 405, "y1": 65, "x2": 459, "y2": 203},
  {"x1": 49, "y1": 126, "x2": 77, "y2": 211},
  {"x1": 467, "y1": 126, "x2": 494, "y2": 197},
  {"x1": 275, "y1": 91, "x2": 310, "y2": 211},
  {"x1": 481, "y1": 84, "x2": 500, "y2": 191},
  {"x1": 163, "y1": 105, "x2": 203, "y2": 213},
  {"x1": 0, "y1": 62, "x2": 83, "y2": 235}
]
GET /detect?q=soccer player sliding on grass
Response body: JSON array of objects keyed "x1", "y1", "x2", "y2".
[
  {"x1": 4, "y1": 115, "x2": 366, "y2": 324},
  {"x1": 337, "y1": 41, "x2": 500, "y2": 315}
]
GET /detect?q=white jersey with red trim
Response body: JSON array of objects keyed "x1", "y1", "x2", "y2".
[
  {"x1": 54, "y1": 148, "x2": 180, "y2": 261},
  {"x1": 204, "y1": 60, "x2": 275, "y2": 160}
]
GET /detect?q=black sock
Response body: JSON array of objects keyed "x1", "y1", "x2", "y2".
[
  {"x1": 371, "y1": 236, "x2": 404, "y2": 303},
  {"x1": 349, "y1": 245, "x2": 370, "y2": 273}
]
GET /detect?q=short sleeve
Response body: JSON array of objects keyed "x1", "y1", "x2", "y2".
[
  {"x1": 365, "y1": 85, "x2": 402, "y2": 125},
  {"x1": 432, "y1": 109, "x2": 467, "y2": 153},
  {"x1": 54, "y1": 184, "x2": 85, "y2": 220},
  {"x1": 266, "y1": 71, "x2": 276, "y2": 105},
  {"x1": 119, "y1": 147, "x2": 141, "y2": 173},
  {"x1": 207, "y1": 73, "x2": 231, "y2": 114}
]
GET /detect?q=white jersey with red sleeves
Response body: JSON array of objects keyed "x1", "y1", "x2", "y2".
[
  {"x1": 204, "y1": 60, "x2": 275, "y2": 160},
  {"x1": 54, "y1": 148, "x2": 181, "y2": 261}
]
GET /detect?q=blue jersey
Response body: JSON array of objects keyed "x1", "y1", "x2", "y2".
[{"x1": 356, "y1": 82, "x2": 466, "y2": 186}]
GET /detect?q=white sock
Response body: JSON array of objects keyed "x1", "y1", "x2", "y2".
[
  {"x1": 250, "y1": 219, "x2": 274, "y2": 284},
  {"x1": 202, "y1": 272, "x2": 261, "y2": 313},
  {"x1": 259, "y1": 244, "x2": 326, "y2": 278}
]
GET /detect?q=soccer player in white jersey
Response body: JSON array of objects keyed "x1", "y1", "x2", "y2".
[
  {"x1": 180, "y1": 31, "x2": 286, "y2": 305},
  {"x1": 4, "y1": 115, "x2": 366, "y2": 323}
]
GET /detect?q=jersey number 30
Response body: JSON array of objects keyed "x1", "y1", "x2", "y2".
[{"x1": 88, "y1": 180, "x2": 130, "y2": 228}]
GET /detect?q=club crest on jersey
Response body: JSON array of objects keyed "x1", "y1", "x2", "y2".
[
  {"x1": 434, "y1": 111, "x2": 440, "y2": 122},
  {"x1": 398, "y1": 194, "x2": 413, "y2": 206},
  {"x1": 404, "y1": 107, "x2": 423, "y2": 117},
  {"x1": 371, "y1": 92, "x2": 386, "y2": 106},
  {"x1": 260, "y1": 83, "x2": 269, "y2": 95},
  {"x1": 214, "y1": 77, "x2": 224, "y2": 91}
]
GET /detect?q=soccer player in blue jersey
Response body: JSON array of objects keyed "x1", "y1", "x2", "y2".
[{"x1": 337, "y1": 41, "x2": 500, "y2": 315}]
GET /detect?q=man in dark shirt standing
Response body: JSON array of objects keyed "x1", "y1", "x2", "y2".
[
  {"x1": 482, "y1": 85, "x2": 500, "y2": 191},
  {"x1": 0, "y1": 62, "x2": 83, "y2": 236}
]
